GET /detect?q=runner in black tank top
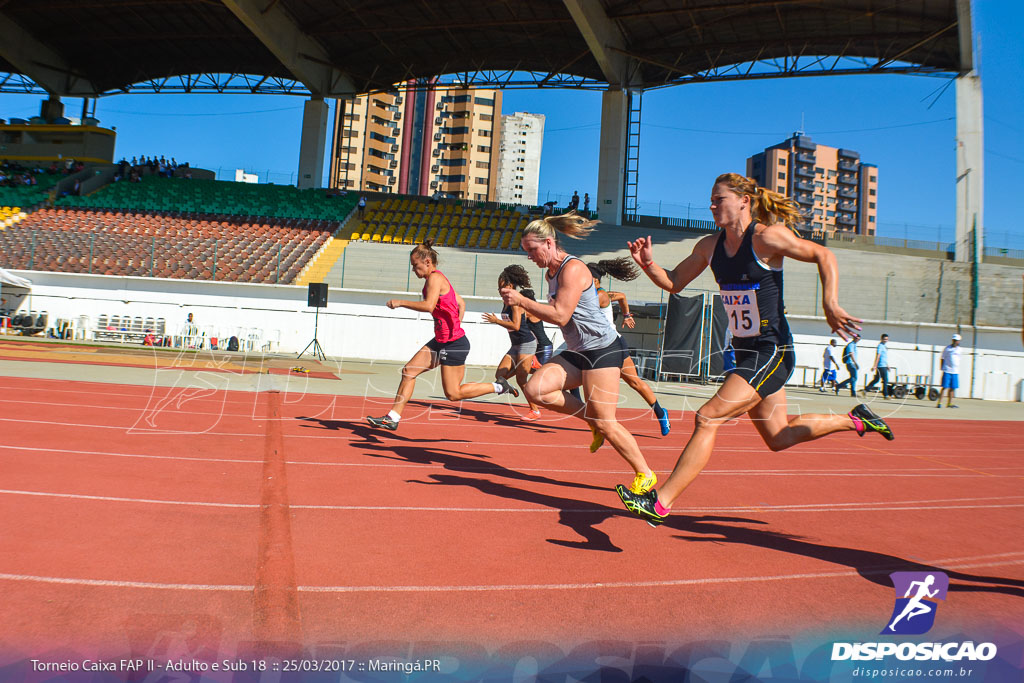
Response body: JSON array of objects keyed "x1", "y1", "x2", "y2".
[
  {"x1": 484, "y1": 265, "x2": 542, "y2": 419},
  {"x1": 615, "y1": 173, "x2": 894, "y2": 527}
]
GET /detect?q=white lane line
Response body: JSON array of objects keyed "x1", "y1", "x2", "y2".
[
  {"x1": 1, "y1": 488, "x2": 1023, "y2": 513},
  {"x1": 5, "y1": 443, "x2": 1024, "y2": 476},
  {"x1": 0, "y1": 573, "x2": 252, "y2": 591},
  {"x1": 1, "y1": 553, "x2": 1021, "y2": 593}
]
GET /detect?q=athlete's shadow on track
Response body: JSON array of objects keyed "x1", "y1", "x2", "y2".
[
  {"x1": 337, "y1": 423, "x2": 610, "y2": 494},
  {"x1": 295, "y1": 415, "x2": 474, "y2": 444},
  {"x1": 665, "y1": 517, "x2": 1024, "y2": 598},
  {"x1": 407, "y1": 473, "x2": 1024, "y2": 595},
  {"x1": 411, "y1": 473, "x2": 631, "y2": 553}
]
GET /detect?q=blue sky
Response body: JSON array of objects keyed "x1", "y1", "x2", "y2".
[{"x1": 1, "y1": 2, "x2": 1021, "y2": 248}]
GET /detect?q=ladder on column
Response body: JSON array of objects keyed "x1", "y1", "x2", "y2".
[{"x1": 623, "y1": 90, "x2": 642, "y2": 221}]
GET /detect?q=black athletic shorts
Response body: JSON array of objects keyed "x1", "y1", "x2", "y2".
[
  {"x1": 729, "y1": 341, "x2": 795, "y2": 398},
  {"x1": 425, "y1": 335, "x2": 471, "y2": 367},
  {"x1": 561, "y1": 338, "x2": 627, "y2": 371}
]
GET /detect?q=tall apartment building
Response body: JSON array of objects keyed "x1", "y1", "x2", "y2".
[
  {"x1": 495, "y1": 111, "x2": 545, "y2": 205},
  {"x1": 746, "y1": 133, "x2": 878, "y2": 235},
  {"x1": 328, "y1": 82, "x2": 502, "y2": 201}
]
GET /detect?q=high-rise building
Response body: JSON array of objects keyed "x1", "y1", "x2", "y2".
[
  {"x1": 328, "y1": 83, "x2": 502, "y2": 200},
  {"x1": 746, "y1": 133, "x2": 878, "y2": 235},
  {"x1": 495, "y1": 112, "x2": 545, "y2": 205}
]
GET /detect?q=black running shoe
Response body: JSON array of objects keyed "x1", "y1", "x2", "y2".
[
  {"x1": 850, "y1": 404, "x2": 894, "y2": 441},
  {"x1": 496, "y1": 377, "x2": 519, "y2": 398},
  {"x1": 366, "y1": 414, "x2": 399, "y2": 431},
  {"x1": 615, "y1": 484, "x2": 668, "y2": 527}
]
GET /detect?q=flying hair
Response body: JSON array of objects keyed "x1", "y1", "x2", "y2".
[
  {"x1": 522, "y1": 210, "x2": 598, "y2": 244},
  {"x1": 586, "y1": 256, "x2": 639, "y2": 282},
  {"x1": 715, "y1": 172, "x2": 803, "y2": 232}
]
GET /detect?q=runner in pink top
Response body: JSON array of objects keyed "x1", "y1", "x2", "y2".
[
  {"x1": 367, "y1": 240, "x2": 518, "y2": 432},
  {"x1": 427, "y1": 269, "x2": 464, "y2": 343}
]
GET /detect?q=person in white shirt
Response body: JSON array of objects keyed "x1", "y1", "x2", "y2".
[
  {"x1": 820, "y1": 338, "x2": 840, "y2": 393},
  {"x1": 937, "y1": 334, "x2": 962, "y2": 408}
]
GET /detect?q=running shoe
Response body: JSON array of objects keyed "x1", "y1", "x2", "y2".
[
  {"x1": 629, "y1": 470, "x2": 657, "y2": 494},
  {"x1": 522, "y1": 409, "x2": 541, "y2": 421},
  {"x1": 850, "y1": 404, "x2": 894, "y2": 441},
  {"x1": 588, "y1": 423, "x2": 605, "y2": 452},
  {"x1": 653, "y1": 405, "x2": 671, "y2": 436},
  {"x1": 615, "y1": 485, "x2": 667, "y2": 527},
  {"x1": 496, "y1": 377, "x2": 519, "y2": 398},
  {"x1": 366, "y1": 414, "x2": 399, "y2": 431}
]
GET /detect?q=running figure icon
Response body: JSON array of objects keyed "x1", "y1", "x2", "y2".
[
  {"x1": 887, "y1": 574, "x2": 939, "y2": 632},
  {"x1": 882, "y1": 571, "x2": 949, "y2": 635}
]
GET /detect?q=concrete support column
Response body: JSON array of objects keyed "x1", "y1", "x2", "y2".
[
  {"x1": 298, "y1": 97, "x2": 328, "y2": 189},
  {"x1": 597, "y1": 89, "x2": 627, "y2": 224},
  {"x1": 954, "y1": 72, "x2": 984, "y2": 263}
]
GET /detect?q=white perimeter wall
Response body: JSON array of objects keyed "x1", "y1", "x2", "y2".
[{"x1": 10, "y1": 270, "x2": 1024, "y2": 401}]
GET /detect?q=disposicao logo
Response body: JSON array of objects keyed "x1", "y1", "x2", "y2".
[
  {"x1": 831, "y1": 571, "x2": 998, "y2": 663},
  {"x1": 882, "y1": 571, "x2": 949, "y2": 635}
]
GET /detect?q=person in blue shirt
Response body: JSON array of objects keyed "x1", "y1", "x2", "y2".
[
  {"x1": 865, "y1": 333, "x2": 892, "y2": 398},
  {"x1": 835, "y1": 333, "x2": 860, "y2": 397}
]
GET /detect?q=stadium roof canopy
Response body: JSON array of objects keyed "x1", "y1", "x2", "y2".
[{"x1": 0, "y1": 0, "x2": 972, "y2": 97}]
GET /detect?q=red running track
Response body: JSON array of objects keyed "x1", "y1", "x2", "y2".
[{"x1": 0, "y1": 375, "x2": 1022, "y2": 662}]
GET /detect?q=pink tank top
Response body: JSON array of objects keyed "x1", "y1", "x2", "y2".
[{"x1": 424, "y1": 270, "x2": 465, "y2": 343}]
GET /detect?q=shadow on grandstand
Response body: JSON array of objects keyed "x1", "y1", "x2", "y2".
[{"x1": 410, "y1": 472, "x2": 627, "y2": 553}]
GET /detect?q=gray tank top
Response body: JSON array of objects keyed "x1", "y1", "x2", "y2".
[{"x1": 546, "y1": 255, "x2": 619, "y2": 352}]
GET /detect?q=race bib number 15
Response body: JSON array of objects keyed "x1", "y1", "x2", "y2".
[{"x1": 721, "y1": 286, "x2": 760, "y2": 338}]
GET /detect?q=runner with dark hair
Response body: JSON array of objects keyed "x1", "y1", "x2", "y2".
[{"x1": 484, "y1": 265, "x2": 542, "y2": 420}]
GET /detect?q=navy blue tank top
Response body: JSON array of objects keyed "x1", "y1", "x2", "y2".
[
  {"x1": 521, "y1": 290, "x2": 551, "y2": 346},
  {"x1": 710, "y1": 223, "x2": 791, "y2": 348},
  {"x1": 503, "y1": 303, "x2": 535, "y2": 345}
]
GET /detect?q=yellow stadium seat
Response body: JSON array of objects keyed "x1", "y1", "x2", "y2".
[
  {"x1": 456, "y1": 229, "x2": 469, "y2": 247},
  {"x1": 445, "y1": 229, "x2": 460, "y2": 247},
  {"x1": 350, "y1": 231, "x2": 361, "y2": 240},
  {"x1": 487, "y1": 231, "x2": 501, "y2": 249},
  {"x1": 427, "y1": 227, "x2": 441, "y2": 244},
  {"x1": 476, "y1": 230, "x2": 490, "y2": 248},
  {"x1": 414, "y1": 227, "x2": 428, "y2": 243},
  {"x1": 398, "y1": 224, "x2": 417, "y2": 244},
  {"x1": 500, "y1": 231, "x2": 514, "y2": 250}
]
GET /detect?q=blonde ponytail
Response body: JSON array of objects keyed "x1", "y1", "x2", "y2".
[{"x1": 523, "y1": 210, "x2": 598, "y2": 243}]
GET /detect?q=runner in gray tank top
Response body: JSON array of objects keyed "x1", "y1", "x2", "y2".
[{"x1": 500, "y1": 211, "x2": 657, "y2": 496}]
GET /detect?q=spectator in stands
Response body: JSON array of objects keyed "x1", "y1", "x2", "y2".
[
  {"x1": 583, "y1": 192, "x2": 590, "y2": 212},
  {"x1": 569, "y1": 191, "x2": 580, "y2": 211},
  {"x1": 357, "y1": 195, "x2": 367, "y2": 218},
  {"x1": 865, "y1": 333, "x2": 892, "y2": 398},
  {"x1": 542, "y1": 200, "x2": 557, "y2": 215},
  {"x1": 937, "y1": 334, "x2": 962, "y2": 408}
]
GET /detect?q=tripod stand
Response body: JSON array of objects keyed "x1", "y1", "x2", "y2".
[{"x1": 297, "y1": 306, "x2": 326, "y2": 361}]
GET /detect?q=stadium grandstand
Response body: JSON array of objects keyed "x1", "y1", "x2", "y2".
[{"x1": 1, "y1": 173, "x2": 359, "y2": 284}]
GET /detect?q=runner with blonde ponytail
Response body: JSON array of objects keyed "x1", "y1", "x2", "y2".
[
  {"x1": 617, "y1": 174, "x2": 894, "y2": 527},
  {"x1": 500, "y1": 211, "x2": 658, "y2": 495}
]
